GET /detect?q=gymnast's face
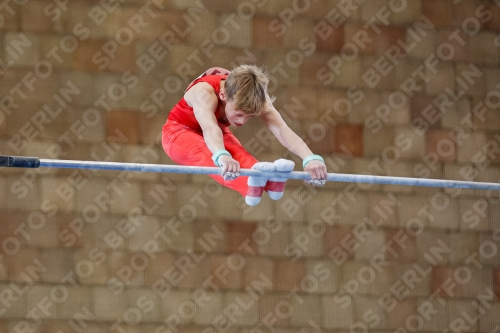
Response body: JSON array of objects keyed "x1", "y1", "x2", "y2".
[
  {"x1": 219, "y1": 88, "x2": 257, "y2": 127},
  {"x1": 223, "y1": 99, "x2": 255, "y2": 127}
]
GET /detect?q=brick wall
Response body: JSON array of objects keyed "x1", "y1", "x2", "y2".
[{"x1": 1, "y1": 0, "x2": 500, "y2": 332}]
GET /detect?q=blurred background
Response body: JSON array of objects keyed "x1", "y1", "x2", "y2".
[{"x1": 0, "y1": 0, "x2": 499, "y2": 332}]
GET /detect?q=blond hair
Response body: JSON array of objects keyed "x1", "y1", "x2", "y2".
[{"x1": 224, "y1": 65, "x2": 269, "y2": 115}]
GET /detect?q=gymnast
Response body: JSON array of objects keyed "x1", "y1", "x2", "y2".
[{"x1": 162, "y1": 65, "x2": 327, "y2": 206}]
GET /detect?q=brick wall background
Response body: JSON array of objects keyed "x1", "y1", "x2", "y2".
[{"x1": 0, "y1": 0, "x2": 500, "y2": 332}]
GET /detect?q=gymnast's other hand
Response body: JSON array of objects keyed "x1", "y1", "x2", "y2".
[
  {"x1": 304, "y1": 160, "x2": 327, "y2": 186},
  {"x1": 218, "y1": 155, "x2": 240, "y2": 181}
]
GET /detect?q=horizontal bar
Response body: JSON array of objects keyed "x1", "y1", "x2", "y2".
[
  {"x1": 1, "y1": 156, "x2": 499, "y2": 191},
  {"x1": 0, "y1": 155, "x2": 40, "y2": 168}
]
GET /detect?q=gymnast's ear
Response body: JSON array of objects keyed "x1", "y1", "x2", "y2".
[{"x1": 219, "y1": 89, "x2": 227, "y2": 101}]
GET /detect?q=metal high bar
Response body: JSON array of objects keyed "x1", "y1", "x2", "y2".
[{"x1": 1, "y1": 155, "x2": 499, "y2": 191}]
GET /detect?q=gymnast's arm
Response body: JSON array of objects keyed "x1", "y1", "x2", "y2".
[
  {"x1": 260, "y1": 95, "x2": 327, "y2": 181},
  {"x1": 184, "y1": 83, "x2": 240, "y2": 174}
]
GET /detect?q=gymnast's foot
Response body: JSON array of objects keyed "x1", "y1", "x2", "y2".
[
  {"x1": 266, "y1": 158, "x2": 295, "y2": 200},
  {"x1": 245, "y1": 161, "x2": 275, "y2": 206}
]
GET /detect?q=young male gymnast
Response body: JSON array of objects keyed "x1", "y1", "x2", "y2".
[{"x1": 162, "y1": 65, "x2": 327, "y2": 206}]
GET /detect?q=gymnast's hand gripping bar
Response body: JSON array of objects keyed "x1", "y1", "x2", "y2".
[{"x1": 1, "y1": 155, "x2": 500, "y2": 191}]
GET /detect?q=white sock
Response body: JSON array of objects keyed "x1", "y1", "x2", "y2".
[
  {"x1": 266, "y1": 159, "x2": 295, "y2": 200},
  {"x1": 274, "y1": 158, "x2": 295, "y2": 172},
  {"x1": 245, "y1": 162, "x2": 275, "y2": 206}
]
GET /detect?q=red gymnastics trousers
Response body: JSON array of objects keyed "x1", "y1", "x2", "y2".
[{"x1": 162, "y1": 120, "x2": 258, "y2": 197}]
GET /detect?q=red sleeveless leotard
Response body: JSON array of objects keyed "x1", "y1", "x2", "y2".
[{"x1": 167, "y1": 67, "x2": 230, "y2": 132}]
